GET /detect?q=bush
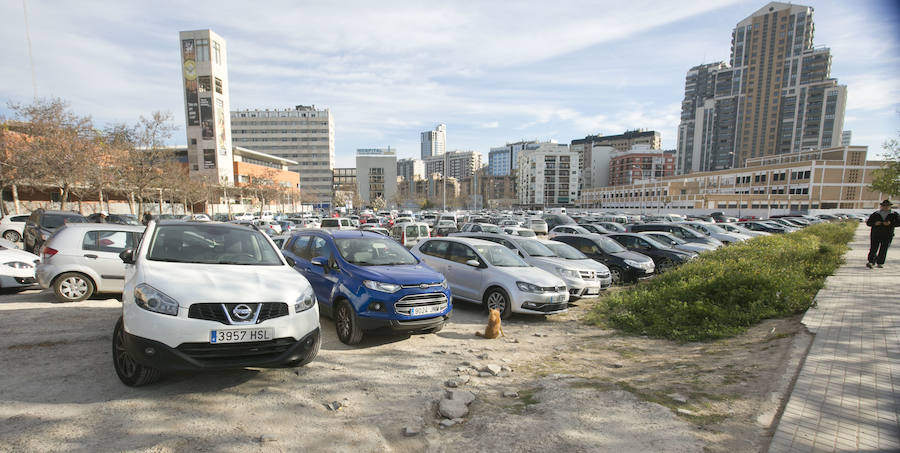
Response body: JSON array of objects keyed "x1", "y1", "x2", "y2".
[{"x1": 586, "y1": 221, "x2": 858, "y2": 342}]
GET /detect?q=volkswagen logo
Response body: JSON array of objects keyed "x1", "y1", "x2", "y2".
[{"x1": 232, "y1": 304, "x2": 253, "y2": 320}]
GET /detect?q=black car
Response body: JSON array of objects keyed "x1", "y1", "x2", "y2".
[
  {"x1": 604, "y1": 233, "x2": 695, "y2": 273},
  {"x1": 627, "y1": 223, "x2": 722, "y2": 248},
  {"x1": 578, "y1": 223, "x2": 611, "y2": 234},
  {"x1": 552, "y1": 233, "x2": 655, "y2": 284},
  {"x1": 86, "y1": 213, "x2": 141, "y2": 225},
  {"x1": 542, "y1": 214, "x2": 577, "y2": 231},
  {"x1": 23, "y1": 209, "x2": 88, "y2": 254},
  {"x1": 736, "y1": 221, "x2": 788, "y2": 234}
]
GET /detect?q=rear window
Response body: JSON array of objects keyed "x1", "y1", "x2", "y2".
[
  {"x1": 43, "y1": 214, "x2": 86, "y2": 229},
  {"x1": 82, "y1": 230, "x2": 135, "y2": 253},
  {"x1": 321, "y1": 219, "x2": 339, "y2": 227}
]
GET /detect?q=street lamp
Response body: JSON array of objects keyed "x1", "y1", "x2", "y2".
[{"x1": 632, "y1": 164, "x2": 644, "y2": 214}]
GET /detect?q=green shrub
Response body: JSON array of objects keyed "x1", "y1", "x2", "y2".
[{"x1": 587, "y1": 221, "x2": 858, "y2": 342}]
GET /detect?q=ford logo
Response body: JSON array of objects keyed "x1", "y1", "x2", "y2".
[
  {"x1": 419, "y1": 283, "x2": 429, "y2": 289},
  {"x1": 233, "y1": 304, "x2": 253, "y2": 320}
]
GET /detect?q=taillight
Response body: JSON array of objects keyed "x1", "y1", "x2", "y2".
[
  {"x1": 401, "y1": 231, "x2": 406, "y2": 243},
  {"x1": 43, "y1": 247, "x2": 58, "y2": 259}
]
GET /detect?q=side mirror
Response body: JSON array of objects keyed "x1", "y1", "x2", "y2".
[
  {"x1": 284, "y1": 256, "x2": 296, "y2": 268},
  {"x1": 466, "y1": 259, "x2": 481, "y2": 267},
  {"x1": 119, "y1": 249, "x2": 134, "y2": 264},
  {"x1": 311, "y1": 256, "x2": 328, "y2": 267}
]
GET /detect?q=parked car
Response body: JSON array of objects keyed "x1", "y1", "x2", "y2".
[
  {"x1": 604, "y1": 233, "x2": 695, "y2": 273},
  {"x1": 638, "y1": 231, "x2": 717, "y2": 254},
  {"x1": 292, "y1": 218, "x2": 321, "y2": 229},
  {"x1": 459, "y1": 222, "x2": 503, "y2": 234},
  {"x1": 542, "y1": 214, "x2": 577, "y2": 231},
  {"x1": 283, "y1": 230, "x2": 451, "y2": 344},
  {"x1": 548, "y1": 225, "x2": 591, "y2": 239},
  {"x1": 252, "y1": 219, "x2": 283, "y2": 235},
  {"x1": 766, "y1": 218, "x2": 804, "y2": 230},
  {"x1": 627, "y1": 223, "x2": 723, "y2": 248},
  {"x1": 433, "y1": 226, "x2": 458, "y2": 237},
  {"x1": 577, "y1": 223, "x2": 611, "y2": 234},
  {"x1": 736, "y1": 220, "x2": 789, "y2": 234},
  {"x1": 412, "y1": 236, "x2": 567, "y2": 319},
  {"x1": 0, "y1": 238, "x2": 40, "y2": 288},
  {"x1": 366, "y1": 227, "x2": 391, "y2": 237},
  {"x1": 537, "y1": 239, "x2": 613, "y2": 292},
  {"x1": 527, "y1": 218, "x2": 549, "y2": 235},
  {"x1": 36, "y1": 223, "x2": 145, "y2": 302},
  {"x1": 551, "y1": 234, "x2": 654, "y2": 284},
  {"x1": 320, "y1": 217, "x2": 354, "y2": 231},
  {"x1": 717, "y1": 223, "x2": 770, "y2": 238},
  {"x1": 112, "y1": 220, "x2": 320, "y2": 386},
  {"x1": 678, "y1": 221, "x2": 750, "y2": 244},
  {"x1": 233, "y1": 212, "x2": 255, "y2": 221},
  {"x1": 595, "y1": 222, "x2": 627, "y2": 233},
  {"x1": 454, "y1": 233, "x2": 608, "y2": 300},
  {"x1": 23, "y1": 209, "x2": 88, "y2": 254},
  {"x1": 86, "y1": 213, "x2": 140, "y2": 225},
  {"x1": 270, "y1": 233, "x2": 292, "y2": 250},
  {"x1": 0, "y1": 214, "x2": 29, "y2": 242},
  {"x1": 277, "y1": 220, "x2": 296, "y2": 234},
  {"x1": 390, "y1": 222, "x2": 431, "y2": 248},
  {"x1": 502, "y1": 227, "x2": 536, "y2": 237}
]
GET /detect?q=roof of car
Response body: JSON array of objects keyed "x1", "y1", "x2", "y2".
[
  {"x1": 423, "y1": 236, "x2": 498, "y2": 247},
  {"x1": 56, "y1": 223, "x2": 145, "y2": 232}
]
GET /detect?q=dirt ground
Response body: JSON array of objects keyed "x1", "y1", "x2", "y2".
[{"x1": 0, "y1": 286, "x2": 809, "y2": 452}]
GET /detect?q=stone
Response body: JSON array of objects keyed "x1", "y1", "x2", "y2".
[
  {"x1": 257, "y1": 435, "x2": 277, "y2": 443},
  {"x1": 501, "y1": 366, "x2": 512, "y2": 373},
  {"x1": 677, "y1": 408, "x2": 697, "y2": 416},
  {"x1": 606, "y1": 363, "x2": 624, "y2": 369},
  {"x1": 403, "y1": 426, "x2": 420, "y2": 437},
  {"x1": 455, "y1": 366, "x2": 467, "y2": 373},
  {"x1": 325, "y1": 401, "x2": 344, "y2": 411},
  {"x1": 439, "y1": 419, "x2": 457, "y2": 428},
  {"x1": 500, "y1": 358, "x2": 511, "y2": 363},
  {"x1": 452, "y1": 418, "x2": 465, "y2": 424},
  {"x1": 438, "y1": 399, "x2": 469, "y2": 419},
  {"x1": 477, "y1": 353, "x2": 490, "y2": 360},
  {"x1": 667, "y1": 393, "x2": 689, "y2": 404},
  {"x1": 461, "y1": 361, "x2": 473, "y2": 366},
  {"x1": 446, "y1": 390, "x2": 476, "y2": 405},
  {"x1": 503, "y1": 391, "x2": 519, "y2": 398},
  {"x1": 478, "y1": 372, "x2": 492, "y2": 378},
  {"x1": 482, "y1": 364, "x2": 502, "y2": 376}
]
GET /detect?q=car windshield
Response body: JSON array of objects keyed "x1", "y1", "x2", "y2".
[
  {"x1": 147, "y1": 224, "x2": 282, "y2": 265},
  {"x1": 699, "y1": 223, "x2": 728, "y2": 234},
  {"x1": 676, "y1": 226, "x2": 706, "y2": 238},
  {"x1": 638, "y1": 235, "x2": 671, "y2": 249},
  {"x1": 335, "y1": 237, "x2": 418, "y2": 266},
  {"x1": 649, "y1": 233, "x2": 686, "y2": 245},
  {"x1": 514, "y1": 239, "x2": 555, "y2": 257},
  {"x1": 514, "y1": 229, "x2": 536, "y2": 237},
  {"x1": 43, "y1": 214, "x2": 86, "y2": 229},
  {"x1": 595, "y1": 236, "x2": 627, "y2": 253},
  {"x1": 473, "y1": 244, "x2": 529, "y2": 267},
  {"x1": 481, "y1": 224, "x2": 502, "y2": 234},
  {"x1": 542, "y1": 241, "x2": 588, "y2": 260}
]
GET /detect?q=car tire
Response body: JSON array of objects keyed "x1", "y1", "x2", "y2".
[
  {"x1": 484, "y1": 287, "x2": 512, "y2": 319},
  {"x1": 2, "y1": 230, "x2": 20, "y2": 242},
  {"x1": 426, "y1": 322, "x2": 444, "y2": 334},
  {"x1": 53, "y1": 272, "x2": 95, "y2": 302},
  {"x1": 289, "y1": 332, "x2": 321, "y2": 367},
  {"x1": 608, "y1": 266, "x2": 625, "y2": 285},
  {"x1": 112, "y1": 317, "x2": 160, "y2": 387},
  {"x1": 335, "y1": 300, "x2": 364, "y2": 345}
]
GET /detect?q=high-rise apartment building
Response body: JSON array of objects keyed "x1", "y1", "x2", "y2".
[
  {"x1": 488, "y1": 140, "x2": 537, "y2": 176},
  {"x1": 397, "y1": 158, "x2": 425, "y2": 183},
  {"x1": 608, "y1": 146, "x2": 677, "y2": 186},
  {"x1": 179, "y1": 29, "x2": 234, "y2": 184},
  {"x1": 356, "y1": 148, "x2": 398, "y2": 205},
  {"x1": 516, "y1": 143, "x2": 579, "y2": 206},
  {"x1": 676, "y1": 2, "x2": 847, "y2": 174},
  {"x1": 231, "y1": 105, "x2": 335, "y2": 206},
  {"x1": 420, "y1": 124, "x2": 447, "y2": 159},
  {"x1": 423, "y1": 151, "x2": 482, "y2": 181}
]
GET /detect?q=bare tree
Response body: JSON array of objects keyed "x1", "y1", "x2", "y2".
[
  {"x1": 109, "y1": 112, "x2": 177, "y2": 216},
  {"x1": 0, "y1": 122, "x2": 37, "y2": 215}
]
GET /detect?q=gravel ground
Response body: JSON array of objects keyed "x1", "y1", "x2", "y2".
[{"x1": 0, "y1": 286, "x2": 804, "y2": 452}]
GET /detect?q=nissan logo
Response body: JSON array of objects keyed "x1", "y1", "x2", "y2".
[{"x1": 233, "y1": 304, "x2": 253, "y2": 320}]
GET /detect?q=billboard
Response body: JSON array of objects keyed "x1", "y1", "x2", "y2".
[
  {"x1": 181, "y1": 39, "x2": 199, "y2": 126},
  {"x1": 203, "y1": 149, "x2": 216, "y2": 169},
  {"x1": 215, "y1": 98, "x2": 226, "y2": 149},
  {"x1": 200, "y1": 97, "x2": 213, "y2": 140}
]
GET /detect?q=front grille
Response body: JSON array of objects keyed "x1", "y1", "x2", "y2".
[
  {"x1": 528, "y1": 303, "x2": 567, "y2": 313},
  {"x1": 394, "y1": 292, "x2": 448, "y2": 315},
  {"x1": 538, "y1": 285, "x2": 567, "y2": 292},
  {"x1": 176, "y1": 337, "x2": 295, "y2": 363},
  {"x1": 400, "y1": 282, "x2": 443, "y2": 289},
  {"x1": 579, "y1": 270, "x2": 596, "y2": 280},
  {"x1": 188, "y1": 303, "x2": 289, "y2": 325}
]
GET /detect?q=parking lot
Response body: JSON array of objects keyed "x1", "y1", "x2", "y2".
[{"x1": 0, "y1": 284, "x2": 811, "y2": 453}]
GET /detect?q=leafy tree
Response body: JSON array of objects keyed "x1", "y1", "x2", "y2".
[{"x1": 870, "y1": 138, "x2": 900, "y2": 198}]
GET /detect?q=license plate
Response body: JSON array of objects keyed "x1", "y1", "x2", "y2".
[
  {"x1": 410, "y1": 304, "x2": 446, "y2": 316},
  {"x1": 210, "y1": 328, "x2": 273, "y2": 344},
  {"x1": 551, "y1": 295, "x2": 566, "y2": 303},
  {"x1": 586, "y1": 288, "x2": 600, "y2": 295}
]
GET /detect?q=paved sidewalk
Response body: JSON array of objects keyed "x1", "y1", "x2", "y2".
[{"x1": 769, "y1": 225, "x2": 899, "y2": 452}]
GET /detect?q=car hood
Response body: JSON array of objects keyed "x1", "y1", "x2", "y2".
[
  {"x1": 528, "y1": 256, "x2": 573, "y2": 270},
  {"x1": 610, "y1": 250, "x2": 654, "y2": 264},
  {"x1": 677, "y1": 243, "x2": 716, "y2": 252},
  {"x1": 351, "y1": 263, "x2": 444, "y2": 286},
  {"x1": 496, "y1": 265, "x2": 564, "y2": 287},
  {"x1": 567, "y1": 258, "x2": 610, "y2": 273},
  {"x1": 140, "y1": 260, "x2": 309, "y2": 304}
]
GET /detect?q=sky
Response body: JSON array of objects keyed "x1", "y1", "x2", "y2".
[{"x1": 1, "y1": 0, "x2": 898, "y2": 168}]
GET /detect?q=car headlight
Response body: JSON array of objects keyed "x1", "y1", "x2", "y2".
[
  {"x1": 363, "y1": 280, "x2": 401, "y2": 293},
  {"x1": 4, "y1": 261, "x2": 33, "y2": 269},
  {"x1": 516, "y1": 281, "x2": 542, "y2": 293},
  {"x1": 294, "y1": 285, "x2": 317, "y2": 312},
  {"x1": 134, "y1": 284, "x2": 179, "y2": 316},
  {"x1": 624, "y1": 259, "x2": 653, "y2": 270},
  {"x1": 556, "y1": 267, "x2": 580, "y2": 279},
  {"x1": 440, "y1": 279, "x2": 448, "y2": 289}
]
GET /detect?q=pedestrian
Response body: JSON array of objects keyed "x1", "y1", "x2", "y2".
[
  {"x1": 141, "y1": 211, "x2": 153, "y2": 225},
  {"x1": 866, "y1": 200, "x2": 899, "y2": 268}
]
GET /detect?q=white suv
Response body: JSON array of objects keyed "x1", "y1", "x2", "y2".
[{"x1": 113, "y1": 221, "x2": 320, "y2": 386}]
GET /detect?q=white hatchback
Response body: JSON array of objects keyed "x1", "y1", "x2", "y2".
[{"x1": 113, "y1": 220, "x2": 320, "y2": 386}]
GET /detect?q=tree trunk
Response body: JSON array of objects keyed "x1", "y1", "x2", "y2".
[
  {"x1": 98, "y1": 188, "x2": 105, "y2": 213},
  {"x1": 158, "y1": 188, "x2": 163, "y2": 215},
  {"x1": 12, "y1": 184, "x2": 20, "y2": 214},
  {"x1": 129, "y1": 192, "x2": 136, "y2": 215},
  {"x1": 60, "y1": 187, "x2": 68, "y2": 211}
]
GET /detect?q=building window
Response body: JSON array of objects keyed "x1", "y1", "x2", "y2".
[
  {"x1": 196, "y1": 39, "x2": 210, "y2": 62},
  {"x1": 213, "y1": 41, "x2": 221, "y2": 64},
  {"x1": 198, "y1": 76, "x2": 211, "y2": 93},
  {"x1": 214, "y1": 77, "x2": 223, "y2": 94}
]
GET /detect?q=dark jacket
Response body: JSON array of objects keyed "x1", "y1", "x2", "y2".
[{"x1": 867, "y1": 210, "x2": 899, "y2": 239}]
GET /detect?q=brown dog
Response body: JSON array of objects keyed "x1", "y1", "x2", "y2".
[{"x1": 475, "y1": 308, "x2": 504, "y2": 339}]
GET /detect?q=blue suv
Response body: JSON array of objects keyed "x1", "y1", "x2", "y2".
[{"x1": 282, "y1": 230, "x2": 452, "y2": 344}]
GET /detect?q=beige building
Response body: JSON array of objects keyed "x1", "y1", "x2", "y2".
[{"x1": 580, "y1": 146, "x2": 889, "y2": 215}]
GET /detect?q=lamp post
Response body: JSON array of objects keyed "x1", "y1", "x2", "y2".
[{"x1": 632, "y1": 164, "x2": 644, "y2": 214}]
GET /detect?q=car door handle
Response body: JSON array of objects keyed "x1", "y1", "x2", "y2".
[{"x1": 84, "y1": 254, "x2": 98, "y2": 259}]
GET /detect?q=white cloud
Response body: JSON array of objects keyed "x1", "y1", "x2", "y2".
[{"x1": 481, "y1": 121, "x2": 499, "y2": 129}]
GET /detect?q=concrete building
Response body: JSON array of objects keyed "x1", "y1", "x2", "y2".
[
  {"x1": 488, "y1": 140, "x2": 537, "y2": 176},
  {"x1": 571, "y1": 131, "x2": 660, "y2": 190},
  {"x1": 516, "y1": 143, "x2": 579, "y2": 207},
  {"x1": 581, "y1": 146, "x2": 887, "y2": 214},
  {"x1": 423, "y1": 150, "x2": 483, "y2": 181},
  {"x1": 179, "y1": 29, "x2": 234, "y2": 185},
  {"x1": 608, "y1": 145, "x2": 677, "y2": 186},
  {"x1": 397, "y1": 158, "x2": 424, "y2": 183},
  {"x1": 420, "y1": 123, "x2": 447, "y2": 159},
  {"x1": 677, "y1": 2, "x2": 847, "y2": 174},
  {"x1": 589, "y1": 145, "x2": 614, "y2": 189},
  {"x1": 230, "y1": 105, "x2": 335, "y2": 207},
  {"x1": 841, "y1": 130, "x2": 852, "y2": 146},
  {"x1": 355, "y1": 148, "x2": 397, "y2": 206},
  {"x1": 332, "y1": 168, "x2": 357, "y2": 191}
]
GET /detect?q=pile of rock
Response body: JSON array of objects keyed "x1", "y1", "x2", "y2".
[{"x1": 437, "y1": 390, "x2": 476, "y2": 428}]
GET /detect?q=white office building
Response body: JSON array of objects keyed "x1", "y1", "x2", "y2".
[
  {"x1": 231, "y1": 105, "x2": 335, "y2": 206},
  {"x1": 356, "y1": 148, "x2": 398, "y2": 205},
  {"x1": 397, "y1": 158, "x2": 425, "y2": 182},
  {"x1": 589, "y1": 145, "x2": 614, "y2": 189},
  {"x1": 420, "y1": 123, "x2": 447, "y2": 159},
  {"x1": 488, "y1": 140, "x2": 537, "y2": 176},
  {"x1": 516, "y1": 143, "x2": 579, "y2": 206}
]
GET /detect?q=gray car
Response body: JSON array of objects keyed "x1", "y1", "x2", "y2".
[{"x1": 36, "y1": 223, "x2": 145, "y2": 302}]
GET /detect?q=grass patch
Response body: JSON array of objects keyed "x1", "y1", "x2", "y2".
[{"x1": 587, "y1": 221, "x2": 857, "y2": 342}]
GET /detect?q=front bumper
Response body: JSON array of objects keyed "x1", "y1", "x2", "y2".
[
  {"x1": 513, "y1": 289, "x2": 569, "y2": 315},
  {"x1": 357, "y1": 313, "x2": 450, "y2": 332},
  {"x1": 124, "y1": 328, "x2": 320, "y2": 371}
]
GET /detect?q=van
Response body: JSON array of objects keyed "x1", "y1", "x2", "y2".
[{"x1": 390, "y1": 222, "x2": 430, "y2": 248}]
